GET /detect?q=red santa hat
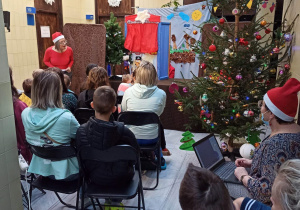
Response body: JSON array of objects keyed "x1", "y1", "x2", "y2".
[
  {"x1": 264, "y1": 78, "x2": 300, "y2": 121},
  {"x1": 52, "y1": 32, "x2": 65, "y2": 43}
]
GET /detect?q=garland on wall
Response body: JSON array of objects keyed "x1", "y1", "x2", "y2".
[
  {"x1": 108, "y1": 0, "x2": 122, "y2": 7},
  {"x1": 45, "y1": 0, "x2": 55, "y2": 5}
]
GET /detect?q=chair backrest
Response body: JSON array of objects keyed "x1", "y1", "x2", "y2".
[
  {"x1": 74, "y1": 108, "x2": 95, "y2": 124},
  {"x1": 29, "y1": 144, "x2": 77, "y2": 161},
  {"x1": 117, "y1": 95, "x2": 123, "y2": 104},
  {"x1": 79, "y1": 145, "x2": 138, "y2": 163},
  {"x1": 78, "y1": 145, "x2": 140, "y2": 178},
  {"x1": 117, "y1": 111, "x2": 160, "y2": 126}
]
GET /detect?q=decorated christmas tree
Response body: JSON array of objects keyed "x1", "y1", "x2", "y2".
[
  {"x1": 175, "y1": 0, "x2": 298, "y2": 149},
  {"x1": 104, "y1": 12, "x2": 125, "y2": 76}
]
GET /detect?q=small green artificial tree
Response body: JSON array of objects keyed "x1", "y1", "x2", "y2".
[
  {"x1": 175, "y1": 0, "x2": 298, "y2": 148},
  {"x1": 180, "y1": 131, "x2": 195, "y2": 151},
  {"x1": 104, "y1": 12, "x2": 125, "y2": 76}
]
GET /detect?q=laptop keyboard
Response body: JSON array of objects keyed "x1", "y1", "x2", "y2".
[{"x1": 214, "y1": 162, "x2": 236, "y2": 179}]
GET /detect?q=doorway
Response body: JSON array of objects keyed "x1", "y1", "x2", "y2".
[{"x1": 34, "y1": 0, "x2": 63, "y2": 69}]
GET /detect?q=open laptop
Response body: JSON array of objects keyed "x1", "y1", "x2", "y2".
[{"x1": 193, "y1": 133, "x2": 242, "y2": 185}]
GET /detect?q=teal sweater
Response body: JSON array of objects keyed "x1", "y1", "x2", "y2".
[{"x1": 21, "y1": 107, "x2": 80, "y2": 180}]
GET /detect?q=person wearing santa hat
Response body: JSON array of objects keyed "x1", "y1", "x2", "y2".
[
  {"x1": 43, "y1": 32, "x2": 74, "y2": 74},
  {"x1": 232, "y1": 78, "x2": 300, "y2": 205}
]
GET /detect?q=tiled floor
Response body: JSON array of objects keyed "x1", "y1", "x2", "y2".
[{"x1": 22, "y1": 130, "x2": 210, "y2": 210}]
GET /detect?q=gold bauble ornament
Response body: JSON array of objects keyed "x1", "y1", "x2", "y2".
[
  {"x1": 261, "y1": 20, "x2": 267, "y2": 26},
  {"x1": 178, "y1": 106, "x2": 183, "y2": 112},
  {"x1": 193, "y1": 30, "x2": 198, "y2": 35}
]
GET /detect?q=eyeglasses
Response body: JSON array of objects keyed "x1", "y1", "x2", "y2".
[
  {"x1": 59, "y1": 40, "x2": 67, "y2": 45},
  {"x1": 258, "y1": 100, "x2": 263, "y2": 108}
]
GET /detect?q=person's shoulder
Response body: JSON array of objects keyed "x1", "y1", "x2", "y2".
[
  {"x1": 59, "y1": 109, "x2": 76, "y2": 120},
  {"x1": 155, "y1": 87, "x2": 166, "y2": 96},
  {"x1": 66, "y1": 46, "x2": 73, "y2": 52},
  {"x1": 15, "y1": 97, "x2": 27, "y2": 108},
  {"x1": 21, "y1": 107, "x2": 30, "y2": 116},
  {"x1": 63, "y1": 92, "x2": 77, "y2": 99},
  {"x1": 77, "y1": 122, "x2": 88, "y2": 133},
  {"x1": 45, "y1": 46, "x2": 54, "y2": 52},
  {"x1": 78, "y1": 90, "x2": 87, "y2": 98},
  {"x1": 241, "y1": 197, "x2": 270, "y2": 210},
  {"x1": 269, "y1": 132, "x2": 300, "y2": 143}
]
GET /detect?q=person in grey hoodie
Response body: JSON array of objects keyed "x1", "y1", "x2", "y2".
[
  {"x1": 121, "y1": 60, "x2": 167, "y2": 168},
  {"x1": 21, "y1": 71, "x2": 80, "y2": 180}
]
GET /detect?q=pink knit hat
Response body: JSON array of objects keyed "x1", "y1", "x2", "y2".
[{"x1": 263, "y1": 78, "x2": 300, "y2": 121}]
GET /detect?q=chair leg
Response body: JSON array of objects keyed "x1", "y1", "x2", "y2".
[
  {"x1": 96, "y1": 199, "x2": 104, "y2": 210},
  {"x1": 140, "y1": 182, "x2": 146, "y2": 210},
  {"x1": 21, "y1": 181, "x2": 33, "y2": 210},
  {"x1": 91, "y1": 198, "x2": 96, "y2": 210},
  {"x1": 138, "y1": 184, "x2": 141, "y2": 210},
  {"x1": 32, "y1": 174, "x2": 46, "y2": 194},
  {"x1": 54, "y1": 192, "x2": 76, "y2": 208},
  {"x1": 29, "y1": 174, "x2": 33, "y2": 204},
  {"x1": 81, "y1": 188, "x2": 85, "y2": 210},
  {"x1": 143, "y1": 149, "x2": 160, "y2": 190},
  {"x1": 75, "y1": 190, "x2": 80, "y2": 210}
]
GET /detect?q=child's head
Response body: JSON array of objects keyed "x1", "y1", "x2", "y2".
[
  {"x1": 92, "y1": 86, "x2": 116, "y2": 115},
  {"x1": 22, "y1": 78, "x2": 33, "y2": 94},
  {"x1": 135, "y1": 60, "x2": 158, "y2": 86},
  {"x1": 271, "y1": 159, "x2": 300, "y2": 210},
  {"x1": 64, "y1": 74, "x2": 71, "y2": 88},
  {"x1": 86, "y1": 63, "x2": 98, "y2": 76},
  {"x1": 86, "y1": 67, "x2": 109, "y2": 90},
  {"x1": 122, "y1": 74, "x2": 131, "y2": 83},
  {"x1": 32, "y1": 69, "x2": 44, "y2": 78},
  {"x1": 179, "y1": 164, "x2": 234, "y2": 210}
]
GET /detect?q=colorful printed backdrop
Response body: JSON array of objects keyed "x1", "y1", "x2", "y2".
[{"x1": 139, "y1": 2, "x2": 211, "y2": 79}]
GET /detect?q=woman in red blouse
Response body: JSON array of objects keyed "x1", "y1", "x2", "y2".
[{"x1": 43, "y1": 32, "x2": 74, "y2": 73}]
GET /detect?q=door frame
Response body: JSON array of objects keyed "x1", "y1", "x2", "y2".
[{"x1": 34, "y1": 0, "x2": 63, "y2": 68}]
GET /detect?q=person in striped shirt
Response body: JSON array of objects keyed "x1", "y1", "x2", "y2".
[{"x1": 234, "y1": 159, "x2": 300, "y2": 210}]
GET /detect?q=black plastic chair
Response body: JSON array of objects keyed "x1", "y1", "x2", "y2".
[
  {"x1": 28, "y1": 144, "x2": 81, "y2": 209},
  {"x1": 74, "y1": 108, "x2": 95, "y2": 125},
  {"x1": 78, "y1": 145, "x2": 145, "y2": 210},
  {"x1": 118, "y1": 111, "x2": 161, "y2": 190},
  {"x1": 117, "y1": 95, "x2": 123, "y2": 105},
  {"x1": 75, "y1": 108, "x2": 116, "y2": 124}
]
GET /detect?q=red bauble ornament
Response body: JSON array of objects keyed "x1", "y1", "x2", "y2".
[
  {"x1": 284, "y1": 64, "x2": 291, "y2": 70},
  {"x1": 201, "y1": 63, "x2": 207, "y2": 70},
  {"x1": 248, "y1": 110, "x2": 254, "y2": 116},
  {"x1": 244, "y1": 41, "x2": 249, "y2": 46},
  {"x1": 273, "y1": 47, "x2": 280, "y2": 54},
  {"x1": 265, "y1": 28, "x2": 271, "y2": 34},
  {"x1": 239, "y1": 38, "x2": 245, "y2": 45},
  {"x1": 209, "y1": 44, "x2": 217, "y2": 52},
  {"x1": 256, "y1": 35, "x2": 262, "y2": 40},
  {"x1": 219, "y1": 18, "x2": 225, "y2": 24}
]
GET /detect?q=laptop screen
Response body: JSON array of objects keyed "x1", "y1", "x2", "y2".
[{"x1": 193, "y1": 135, "x2": 223, "y2": 169}]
